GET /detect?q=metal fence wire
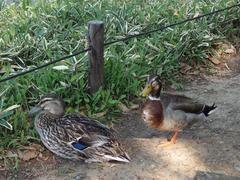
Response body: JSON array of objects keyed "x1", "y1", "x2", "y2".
[{"x1": 0, "y1": 3, "x2": 239, "y2": 84}]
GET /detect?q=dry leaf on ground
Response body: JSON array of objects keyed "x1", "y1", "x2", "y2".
[
  {"x1": 224, "y1": 48, "x2": 236, "y2": 54},
  {"x1": 130, "y1": 104, "x2": 139, "y2": 110},
  {"x1": 208, "y1": 56, "x2": 220, "y2": 65},
  {"x1": 6, "y1": 151, "x2": 18, "y2": 158},
  {"x1": 117, "y1": 102, "x2": 130, "y2": 112},
  {"x1": 79, "y1": 111, "x2": 86, "y2": 117},
  {"x1": 22, "y1": 143, "x2": 44, "y2": 152},
  {"x1": 18, "y1": 150, "x2": 39, "y2": 161},
  {"x1": 180, "y1": 63, "x2": 192, "y2": 74},
  {"x1": 37, "y1": 152, "x2": 50, "y2": 161},
  {"x1": 95, "y1": 111, "x2": 107, "y2": 118}
]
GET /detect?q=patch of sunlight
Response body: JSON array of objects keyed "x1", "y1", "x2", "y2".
[{"x1": 158, "y1": 139, "x2": 209, "y2": 177}]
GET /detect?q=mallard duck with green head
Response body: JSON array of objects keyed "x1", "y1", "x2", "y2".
[
  {"x1": 29, "y1": 93, "x2": 130, "y2": 163},
  {"x1": 141, "y1": 75, "x2": 217, "y2": 145}
]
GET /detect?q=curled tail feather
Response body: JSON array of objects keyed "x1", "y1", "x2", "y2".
[{"x1": 203, "y1": 103, "x2": 217, "y2": 117}]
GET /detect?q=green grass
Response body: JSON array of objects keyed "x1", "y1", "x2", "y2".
[{"x1": 0, "y1": 0, "x2": 239, "y2": 153}]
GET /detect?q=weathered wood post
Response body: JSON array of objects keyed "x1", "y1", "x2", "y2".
[{"x1": 87, "y1": 21, "x2": 104, "y2": 93}]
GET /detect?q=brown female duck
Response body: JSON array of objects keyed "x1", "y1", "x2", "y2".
[
  {"x1": 141, "y1": 75, "x2": 217, "y2": 145},
  {"x1": 29, "y1": 93, "x2": 130, "y2": 163}
]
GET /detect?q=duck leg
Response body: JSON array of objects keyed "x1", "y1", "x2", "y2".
[
  {"x1": 157, "y1": 130, "x2": 179, "y2": 147},
  {"x1": 170, "y1": 130, "x2": 179, "y2": 144}
]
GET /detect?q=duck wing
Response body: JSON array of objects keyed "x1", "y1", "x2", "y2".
[
  {"x1": 58, "y1": 113, "x2": 115, "y2": 143},
  {"x1": 57, "y1": 114, "x2": 130, "y2": 162},
  {"x1": 161, "y1": 93, "x2": 216, "y2": 116}
]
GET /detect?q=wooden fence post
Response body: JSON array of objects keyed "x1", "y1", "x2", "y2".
[{"x1": 87, "y1": 20, "x2": 104, "y2": 94}]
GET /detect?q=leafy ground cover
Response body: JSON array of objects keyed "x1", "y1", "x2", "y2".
[{"x1": 0, "y1": 0, "x2": 240, "y2": 170}]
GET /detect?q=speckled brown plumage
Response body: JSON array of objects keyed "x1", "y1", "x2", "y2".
[{"x1": 30, "y1": 94, "x2": 130, "y2": 163}]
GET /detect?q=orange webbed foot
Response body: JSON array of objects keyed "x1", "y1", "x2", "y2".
[
  {"x1": 171, "y1": 130, "x2": 179, "y2": 144},
  {"x1": 157, "y1": 130, "x2": 179, "y2": 148},
  {"x1": 157, "y1": 140, "x2": 173, "y2": 147}
]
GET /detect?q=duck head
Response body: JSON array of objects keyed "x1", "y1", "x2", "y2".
[
  {"x1": 29, "y1": 93, "x2": 65, "y2": 117},
  {"x1": 142, "y1": 75, "x2": 162, "y2": 99}
]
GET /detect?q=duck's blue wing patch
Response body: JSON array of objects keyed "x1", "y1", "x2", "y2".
[{"x1": 71, "y1": 142, "x2": 88, "y2": 150}]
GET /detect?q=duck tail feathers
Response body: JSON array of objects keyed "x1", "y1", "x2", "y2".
[
  {"x1": 203, "y1": 103, "x2": 217, "y2": 117},
  {"x1": 104, "y1": 153, "x2": 131, "y2": 163}
]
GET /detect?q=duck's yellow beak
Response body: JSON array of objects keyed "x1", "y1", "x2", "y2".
[{"x1": 142, "y1": 84, "x2": 152, "y2": 97}]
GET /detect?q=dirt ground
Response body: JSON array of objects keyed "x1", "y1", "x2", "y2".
[{"x1": 1, "y1": 57, "x2": 240, "y2": 180}]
